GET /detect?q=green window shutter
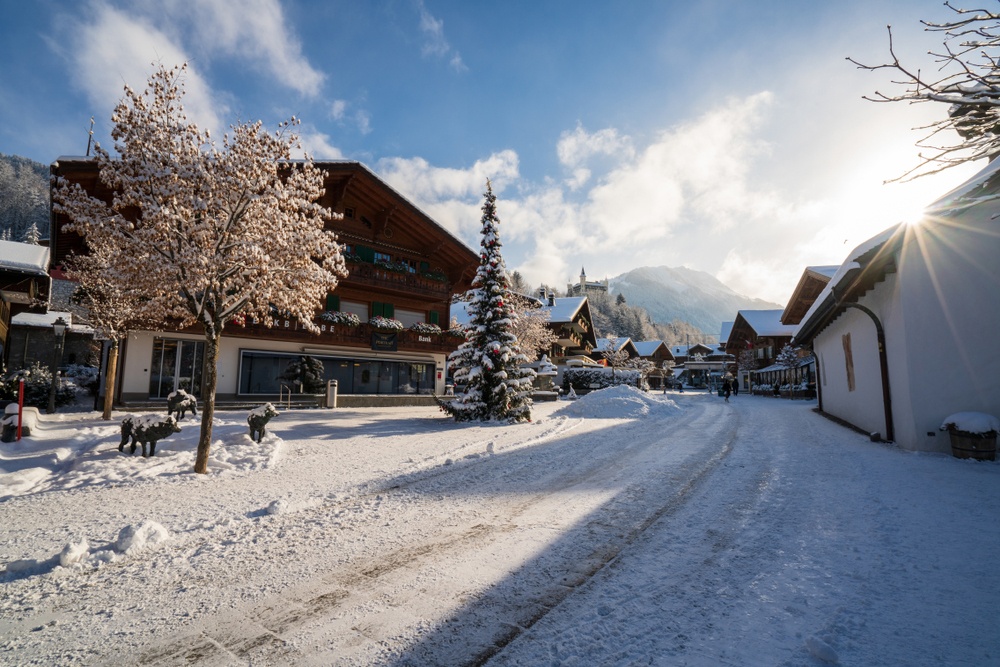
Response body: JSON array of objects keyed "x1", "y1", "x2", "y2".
[
  {"x1": 419, "y1": 261, "x2": 430, "y2": 273},
  {"x1": 325, "y1": 294, "x2": 340, "y2": 311},
  {"x1": 371, "y1": 301, "x2": 383, "y2": 318},
  {"x1": 429, "y1": 310, "x2": 439, "y2": 325},
  {"x1": 384, "y1": 303, "x2": 394, "y2": 318},
  {"x1": 357, "y1": 245, "x2": 375, "y2": 263}
]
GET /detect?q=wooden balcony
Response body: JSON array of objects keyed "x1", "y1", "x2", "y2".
[
  {"x1": 343, "y1": 261, "x2": 453, "y2": 299},
  {"x1": 227, "y1": 318, "x2": 463, "y2": 355}
]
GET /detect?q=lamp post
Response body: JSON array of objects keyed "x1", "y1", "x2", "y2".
[{"x1": 47, "y1": 316, "x2": 68, "y2": 414}]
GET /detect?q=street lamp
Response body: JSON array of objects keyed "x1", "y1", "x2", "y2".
[{"x1": 47, "y1": 316, "x2": 68, "y2": 414}]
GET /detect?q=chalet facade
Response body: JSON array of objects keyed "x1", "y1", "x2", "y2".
[
  {"x1": 793, "y1": 160, "x2": 1000, "y2": 451},
  {"x1": 0, "y1": 240, "x2": 50, "y2": 367},
  {"x1": 632, "y1": 340, "x2": 674, "y2": 389},
  {"x1": 49, "y1": 158, "x2": 478, "y2": 405},
  {"x1": 537, "y1": 293, "x2": 598, "y2": 362},
  {"x1": 725, "y1": 310, "x2": 797, "y2": 390}
]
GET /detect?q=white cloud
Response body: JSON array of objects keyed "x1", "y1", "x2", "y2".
[
  {"x1": 416, "y1": 1, "x2": 466, "y2": 72},
  {"x1": 58, "y1": 2, "x2": 224, "y2": 137},
  {"x1": 330, "y1": 100, "x2": 347, "y2": 120},
  {"x1": 378, "y1": 150, "x2": 520, "y2": 201},
  {"x1": 295, "y1": 127, "x2": 344, "y2": 160},
  {"x1": 557, "y1": 125, "x2": 634, "y2": 168},
  {"x1": 161, "y1": 0, "x2": 324, "y2": 97}
]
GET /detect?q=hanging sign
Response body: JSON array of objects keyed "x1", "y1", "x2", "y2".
[{"x1": 371, "y1": 331, "x2": 398, "y2": 352}]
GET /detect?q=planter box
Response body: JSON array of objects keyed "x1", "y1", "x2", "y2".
[{"x1": 948, "y1": 430, "x2": 997, "y2": 461}]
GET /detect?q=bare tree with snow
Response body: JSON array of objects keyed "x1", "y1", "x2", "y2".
[
  {"x1": 64, "y1": 248, "x2": 160, "y2": 421},
  {"x1": 53, "y1": 63, "x2": 347, "y2": 473},
  {"x1": 508, "y1": 293, "x2": 559, "y2": 363},
  {"x1": 849, "y1": 3, "x2": 1000, "y2": 180}
]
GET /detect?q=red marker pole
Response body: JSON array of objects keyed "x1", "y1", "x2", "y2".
[{"x1": 17, "y1": 378, "x2": 24, "y2": 441}]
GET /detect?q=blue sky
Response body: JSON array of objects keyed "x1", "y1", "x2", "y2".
[{"x1": 0, "y1": 0, "x2": 983, "y2": 305}]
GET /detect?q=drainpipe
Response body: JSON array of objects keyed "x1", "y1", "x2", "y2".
[{"x1": 844, "y1": 303, "x2": 894, "y2": 443}]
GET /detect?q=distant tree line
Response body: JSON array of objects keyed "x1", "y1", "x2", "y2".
[
  {"x1": 0, "y1": 154, "x2": 49, "y2": 242},
  {"x1": 508, "y1": 270, "x2": 708, "y2": 346}
]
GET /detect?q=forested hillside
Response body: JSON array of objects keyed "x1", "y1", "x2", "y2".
[{"x1": 0, "y1": 153, "x2": 49, "y2": 242}]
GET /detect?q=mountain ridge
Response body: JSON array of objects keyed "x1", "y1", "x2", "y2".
[{"x1": 607, "y1": 265, "x2": 781, "y2": 338}]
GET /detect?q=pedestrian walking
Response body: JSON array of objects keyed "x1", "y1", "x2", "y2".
[{"x1": 723, "y1": 380, "x2": 731, "y2": 403}]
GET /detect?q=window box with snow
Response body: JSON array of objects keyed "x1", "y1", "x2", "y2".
[
  {"x1": 368, "y1": 316, "x2": 405, "y2": 331},
  {"x1": 319, "y1": 311, "x2": 362, "y2": 327},
  {"x1": 940, "y1": 412, "x2": 999, "y2": 461}
]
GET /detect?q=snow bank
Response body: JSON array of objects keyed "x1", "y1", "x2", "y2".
[
  {"x1": 554, "y1": 384, "x2": 682, "y2": 419},
  {"x1": 940, "y1": 411, "x2": 1000, "y2": 435}
]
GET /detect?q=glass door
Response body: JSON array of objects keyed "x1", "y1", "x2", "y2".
[{"x1": 149, "y1": 338, "x2": 205, "y2": 399}]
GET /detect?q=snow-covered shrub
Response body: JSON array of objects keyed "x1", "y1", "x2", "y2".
[
  {"x1": 369, "y1": 316, "x2": 405, "y2": 331},
  {"x1": 562, "y1": 367, "x2": 643, "y2": 393},
  {"x1": 409, "y1": 322, "x2": 442, "y2": 334},
  {"x1": 0, "y1": 363, "x2": 75, "y2": 409},
  {"x1": 320, "y1": 310, "x2": 361, "y2": 327},
  {"x1": 278, "y1": 356, "x2": 326, "y2": 394},
  {"x1": 63, "y1": 364, "x2": 100, "y2": 397}
]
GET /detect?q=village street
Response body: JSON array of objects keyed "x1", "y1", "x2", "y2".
[{"x1": 1, "y1": 389, "x2": 997, "y2": 666}]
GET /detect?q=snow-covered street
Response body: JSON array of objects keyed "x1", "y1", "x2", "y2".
[{"x1": 2, "y1": 388, "x2": 998, "y2": 666}]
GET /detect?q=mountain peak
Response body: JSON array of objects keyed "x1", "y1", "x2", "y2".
[{"x1": 608, "y1": 266, "x2": 781, "y2": 335}]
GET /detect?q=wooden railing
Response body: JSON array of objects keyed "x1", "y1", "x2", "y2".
[
  {"x1": 344, "y1": 262, "x2": 452, "y2": 298},
  {"x1": 228, "y1": 319, "x2": 463, "y2": 354}
]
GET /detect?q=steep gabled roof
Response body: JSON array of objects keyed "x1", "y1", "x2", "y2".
[
  {"x1": 781, "y1": 265, "x2": 839, "y2": 326},
  {"x1": 632, "y1": 340, "x2": 670, "y2": 358}
]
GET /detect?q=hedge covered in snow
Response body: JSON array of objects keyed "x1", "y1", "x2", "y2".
[{"x1": 561, "y1": 367, "x2": 645, "y2": 393}]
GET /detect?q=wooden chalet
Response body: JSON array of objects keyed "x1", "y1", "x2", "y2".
[
  {"x1": 632, "y1": 340, "x2": 674, "y2": 389},
  {"x1": 0, "y1": 240, "x2": 51, "y2": 366},
  {"x1": 535, "y1": 293, "x2": 598, "y2": 362},
  {"x1": 49, "y1": 158, "x2": 478, "y2": 406}
]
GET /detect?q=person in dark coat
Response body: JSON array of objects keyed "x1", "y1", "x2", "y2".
[
  {"x1": 732, "y1": 380, "x2": 739, "y2": 397},
  {"x1": 723, "y1": 380, "x2": 732, "y2": 403}
]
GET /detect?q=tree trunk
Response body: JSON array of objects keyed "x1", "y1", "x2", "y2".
[
  {"x1": 101, "y1": 340, "x2": 119, "y2": 420},
  {"x1": 193, "y1": 332, "x2": 220, "y2": 474}
]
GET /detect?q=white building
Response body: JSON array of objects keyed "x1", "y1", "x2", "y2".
[{"x1": 793, "y1": 161, "x2": 1000, "y2": 451}]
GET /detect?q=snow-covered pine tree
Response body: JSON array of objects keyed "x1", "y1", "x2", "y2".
[
  {"x1": 439, "y1": 180, "x2": 533, "y2": 422},
  {"x1": 22, "y1": 221, "x2": 40, "y2": 244},
  {"x1": 776, "y1": 344, "x2": 800, "y2": 384}
]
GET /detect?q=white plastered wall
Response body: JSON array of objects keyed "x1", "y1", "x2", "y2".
[
  {"x1": 121, "y1": 331, "x2": 447, "y2": 399},
  {"x1": 893, "y1": 209, "x2": 1000, "y2": 452},
  {"x1": 815, "y1": 302, "x2": 887, "y2": 439}
]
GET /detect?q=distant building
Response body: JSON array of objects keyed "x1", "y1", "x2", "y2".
[{"x1": 566, "y1": 267, "x2": 609, "y2": 297}]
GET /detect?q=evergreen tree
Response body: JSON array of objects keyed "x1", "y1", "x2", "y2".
[
  {"x1": 439, "y1": 181, "x2": 533, "y2": 422},
  {"x1": 22, "y1": 221, "x2": 40, "y2": 244}
]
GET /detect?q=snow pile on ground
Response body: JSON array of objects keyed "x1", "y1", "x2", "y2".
[
  {"x1": 6, "y1": 519, "x2": 171, "y2": 580},
  {"x1": 554, "y1": 384, "x2": 682, "y2": 419},
  {"x1": 0, "y1": 411, "x2": 282, "y2": 500}
]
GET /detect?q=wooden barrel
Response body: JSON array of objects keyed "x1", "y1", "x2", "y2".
[{"x1": 949, "y1": 430, "x2": 997, "y2": 461}]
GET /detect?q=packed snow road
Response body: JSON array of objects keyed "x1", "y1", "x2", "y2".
[{"x1": 2, "y1": 387, "x2": 998, "y2": 666}]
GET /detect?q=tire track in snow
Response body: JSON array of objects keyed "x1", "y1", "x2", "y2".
[{"x1": 136, "y1": 397, "x2": 738, "y2": 666}]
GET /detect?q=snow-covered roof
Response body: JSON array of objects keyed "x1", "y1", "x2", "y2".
[
  {"x1": 736, "y1": 309, "x2": 798, "y2": 338},
  {"x1": 807, "y1": 265, "x2": 839, "y2": 279},
  {"x1": 793, "y1": 224, "x2": 902, "y2": 343},
  {"x1": 594, "y1": 337, "x2": 632, "y2": 353},
  {"x1": 11, "y1": 310, "x2": 77, "y2": 330},
  {"x1": 0, "y1": 240, "x2": 49, "y2": 276},
  {"x1": 719, "y1": 322, "x2": 733, "y2": 345},
  {"x1": 632, "y1": 340, "x2": 666, "y2": 357},
  {"x1": 672, "y1": 345, "x2": 689, "y2": 356},
  {"x1": 539, "y1": 296, "x2": 587, "y2": 324}
]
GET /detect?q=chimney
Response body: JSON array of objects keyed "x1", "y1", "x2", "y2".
[
  {"x1": 538, "y1": 287, "x2": 547, "y2": 300},
  {"x1": 548, "y1": 292, "x2": 555, "y2": 307}
]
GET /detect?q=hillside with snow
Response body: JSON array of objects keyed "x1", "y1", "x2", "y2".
[{"x1": 609, "y1": 265, "x2": 781, "y2": 337}]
